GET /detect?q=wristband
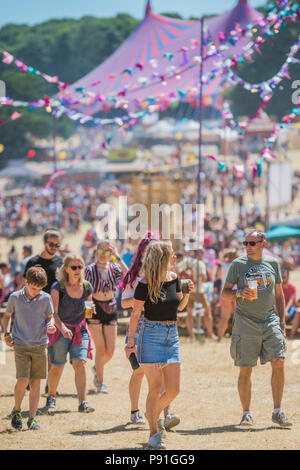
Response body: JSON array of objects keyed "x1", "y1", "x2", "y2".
[
  {"x1": 127, "y1": 336, "x2": 135, "y2": 340},
  {"x1": 280, "y1": 322, "x2": 286, "y2": 325},
  {"x1": 4, "y1": 333, "x2": 11, "y2": 339}
]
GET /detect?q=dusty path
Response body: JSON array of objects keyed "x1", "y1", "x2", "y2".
[{"x1": 0, "y1": 333, "x2": 299, "y2": 450}]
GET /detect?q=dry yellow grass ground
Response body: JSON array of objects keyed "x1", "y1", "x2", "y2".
[{"x1": 1, "y1": 333, "x2": 300, "y2": 450}]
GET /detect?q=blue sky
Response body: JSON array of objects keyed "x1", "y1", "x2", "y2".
[{"x1": 1, "y1": 0, "x2": 265, "y2": 27}]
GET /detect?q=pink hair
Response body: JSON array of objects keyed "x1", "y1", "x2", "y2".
[{"x1": 119, "y1": 231, "x2": 160, "y2": 291}]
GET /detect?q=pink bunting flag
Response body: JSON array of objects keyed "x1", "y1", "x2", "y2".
[
  {"x1": 45, "y1": 170, "x2": 66, "y2": 190},
  {"x1": 250, "y1": 163, "x2": 258, "y2": 178},
  {"x1": 41, "y1": 73, "x2": 59, "y2": 84},
  {"x1": 234, "y1": 164, "x2": 244, "y2": 181},
  {"x1": 10, "y1": 112, "x2": 22, "y2": 121},
  {"x1": 191, "y1": 39, "x2": 200, "y2": 49},
  {"x1": 2, "y1": 51, "x2": 14, "y2": 64},
  {"x1": 149, "y1": 59, "x2": 158, "y2": 69},
  {"x1": 14, "y1": 59, "x2": 24, "y2": 68},
  {"x1": 205, "y1": 155, "x2": 219, "y2": 162}
]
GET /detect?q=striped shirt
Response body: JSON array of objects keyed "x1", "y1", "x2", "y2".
[{"x1": 85, "y1": 262, "x2": 123, "y2": 294}]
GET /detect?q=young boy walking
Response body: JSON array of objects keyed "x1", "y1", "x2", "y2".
[{"x1": 3, "y1": 266, "x2": 56, "y2": 430}]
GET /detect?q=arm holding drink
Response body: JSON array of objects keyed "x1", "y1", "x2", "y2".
[{"x1": 178, "y1": 279, "x2": 194, "y2": 311}]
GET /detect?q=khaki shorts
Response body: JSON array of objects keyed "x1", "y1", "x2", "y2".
[
  {"x1": 187, "y1": 292, "x2": 208, "y2": 310},
  {"x1": 14, "y1": 344, "x2": 47, "y2": 379},
  {"x1": 230, "y1": 313, "x2": 286, "y2": 367}
]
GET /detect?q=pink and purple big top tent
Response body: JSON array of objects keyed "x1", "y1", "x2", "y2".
[{"x1": 63, "y1": 0, "x2": 262, "y2": 115}]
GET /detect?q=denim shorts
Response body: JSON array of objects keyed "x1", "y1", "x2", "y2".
[
  {"x1": 137, "y1": 320, "x2": 180, "y2": 365},
  {"x1": 48, "y1": 330, "x2": 89, "y2": 366}
]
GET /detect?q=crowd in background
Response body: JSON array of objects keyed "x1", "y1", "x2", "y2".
[
  {"x1": 1, "y1": 226, "x2": 300, "y2": 340},
  {"x1": 1, "y1": 166, "x2": 299, "y2": 240},
  {"x1": 0, "y1": 182, "x2": 130, "y2": 238}
]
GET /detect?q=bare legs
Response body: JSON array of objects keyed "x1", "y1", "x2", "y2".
[
  {"x1": 89, "y1": 323, "x2": 117, "y2": 385},
  {"x1": 142, "y1": 363, "x2": 180, "y2": 437},
  {"x1": 237, "y1": 358, "x2": 285, "y2": 414}
]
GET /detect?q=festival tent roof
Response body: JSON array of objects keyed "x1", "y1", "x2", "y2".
[
  {"x1": 64, "y1": 0, "x2": 263, "y2": 115},
  {"x1": 266, "y1": 225, "x2": 300, "y2": 239}
]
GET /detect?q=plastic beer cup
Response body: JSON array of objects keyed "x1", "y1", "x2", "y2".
[
  {"x1": 248, "y1": 280, "x2": 258, "y2": 300},
  {"x1": 181, "y1": 279, "x2": 190, "y2": 294},
  {"x1": 84, "y1": 300, "x2": 93, "y2": 319}
]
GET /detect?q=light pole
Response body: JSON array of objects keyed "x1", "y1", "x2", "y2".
[{"x1": 194, "y1": 16, "x2": 205, "y2": 343}]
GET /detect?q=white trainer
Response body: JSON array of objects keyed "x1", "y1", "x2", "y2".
[
  {"x1": 148, "y1": 432, "x2": 166, "y2": 449},
  {"x1": 164, "y1": 413, "x2": 180, "y2": 431}
]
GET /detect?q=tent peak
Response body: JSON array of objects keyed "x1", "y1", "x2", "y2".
[{"x1": 145, "y1": 0, "x2": 152, "y2": 17}]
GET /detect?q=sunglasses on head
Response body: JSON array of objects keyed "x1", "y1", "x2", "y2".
[
  {"x1": 243, "y1": 241, "x2": 262, "y2": 247},
  {"x1": 47, "y1": 242, "x2": 61, "y2": 249},
  {"x1": 98, "y1": 249, "x2": 111, "y2": 256},
  {"x1": 70, "y1": 265, "x2": 83, "y2": 271}
]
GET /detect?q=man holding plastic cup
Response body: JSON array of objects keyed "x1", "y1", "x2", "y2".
[{"x1": 221, "y1": 228, "x2": 292, "y2": 428}]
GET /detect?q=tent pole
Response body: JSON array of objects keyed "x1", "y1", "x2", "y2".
[{"x1": 194, "y1": 16, "x2": 205, "y2": 343}]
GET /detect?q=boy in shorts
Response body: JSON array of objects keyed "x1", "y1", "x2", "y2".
[{"x1": 3, "y1": 266, "x2": 56, "y2": 430}]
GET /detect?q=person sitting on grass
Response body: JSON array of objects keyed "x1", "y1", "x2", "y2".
[{"x1": 3, "y1": 266, "x2": 56, "y2": 431}]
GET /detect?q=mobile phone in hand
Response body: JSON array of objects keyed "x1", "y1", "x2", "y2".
[{"x1": 129, "y1": 352, "x2": 140, "y2": 370}]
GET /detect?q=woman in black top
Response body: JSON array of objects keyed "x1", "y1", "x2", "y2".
[{"x1": 125, "y1": 241, "x2": 193, "y2": 450}]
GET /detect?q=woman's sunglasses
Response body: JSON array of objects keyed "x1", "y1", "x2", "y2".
[
  {"x1": 243, "y1": 241, "x2": 262, "y2": 247},
  {"x1": 98, "y1": 249, "x2": 111, "y2": 256},
  {"x1": 47, "y1": 242, "x2": 61, "y2": 249},
  {"x1": 70, "y1": 265, "x2": 83, "y2": 271}
]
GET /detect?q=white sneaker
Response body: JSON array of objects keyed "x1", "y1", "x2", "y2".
[
  {"x1": 131, "y1": 411, "x2": 146, "y2": 424},
  {"x1": 157, "y1": 417, "x2": 167, "y2": 437},
  {"x1": 148, "y1": 432, "x2": 166, "y2": 449},
  {"x1": 96, "y1": 383, "x2": 108, "y2": 393},
  {"x1": 164, "y1": 413, "x2": 180, "y2": 431}
]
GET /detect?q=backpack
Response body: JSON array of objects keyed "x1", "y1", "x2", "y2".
[{"x1": 58, "y1": 280, "x2": 90, "y2": 303}]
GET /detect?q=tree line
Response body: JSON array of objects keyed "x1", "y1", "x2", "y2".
[{"x1": 0, "y1": 6, "x2": 299, "y2": 166}]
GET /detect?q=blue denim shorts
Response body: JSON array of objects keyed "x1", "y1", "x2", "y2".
[
  {"x1": 48, "y1": 330, "x2": 89, "y2": 366},
  {"x1": 137, "y1": 320, "x2": 180, "y2": 365}
]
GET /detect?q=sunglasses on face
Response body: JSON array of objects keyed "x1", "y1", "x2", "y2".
[
  {"x1": 70, "y1": 265, "x2": 83, "y2": 271},
  {"x1": 98, "y1": 249, "x2": 111, "y2": 256},
  {"x1": 47, "y1": 242, "x2": 61, "y2": 249},
  {"x1": 243, "y1": 241, "x2": 262, "y2": 247}
]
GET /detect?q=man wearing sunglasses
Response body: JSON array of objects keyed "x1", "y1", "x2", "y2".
[
  {"x1": 221, "y1": 228, "x2": 292, "y2": 428},
  {"x1": 24, "y1": 228, "x2": 63, "y2": 294}
]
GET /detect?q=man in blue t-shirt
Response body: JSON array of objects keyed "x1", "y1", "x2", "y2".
[{"x1": 221, "y1": 228, "x2": 292, "y2": 428}]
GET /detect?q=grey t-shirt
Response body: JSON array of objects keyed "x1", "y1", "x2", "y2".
[
  {"x1": 6, "y1": 288, "x2": 54, "y2": 346},
  {"x1": 226, "y1": 255, "x2": 282, "y2": 322}
]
